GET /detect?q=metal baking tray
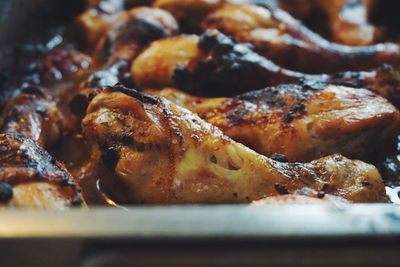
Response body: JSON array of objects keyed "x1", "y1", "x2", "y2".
[{"x1": 0, "y1": 1, "x2": 399, "y2": 266}]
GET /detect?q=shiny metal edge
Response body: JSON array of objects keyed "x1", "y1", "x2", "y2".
[{"x1": 0, "y1": 204, "x2": 398, "y2": 239}]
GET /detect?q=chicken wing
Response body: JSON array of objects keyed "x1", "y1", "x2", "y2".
[
  {"x1": 146, "y1": 85, "x2": 400, "y2": 162},
  {"x1": 202, "y1": 3, "x2": 400, "y2": 73},
  {"x1": 0, "y1": 134, "x2": 83, "y2": 208},
  {"x1": 81, "y1": 85, "x2": 387, "y2": 204}
]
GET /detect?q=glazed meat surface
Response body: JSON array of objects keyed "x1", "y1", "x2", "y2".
[
  {"x1": 82, "y1": 86, "x2": 387, "y2": 204},
  {"x1": 0, "y1": 134, "x2": 82, "y2": 208},
  {"x1": 147, "y1": 85, "x2": 400, "y2": 162}
]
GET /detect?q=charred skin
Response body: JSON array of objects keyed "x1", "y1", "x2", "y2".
[
  {"x1": 202, "y1": 4, "x2": 400, "y2": 73},
  {"x1": 146, "y1": 84, "x2": 400, "y2": 163},
  {"x1": 0, "y1": 134, "x2": 83, "y2": 208},
  {"x1": 82, "y1": 86, "x2": 387, "y2": 204}
]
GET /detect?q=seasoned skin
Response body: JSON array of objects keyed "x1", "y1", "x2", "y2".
[
  {"x1": 146, "y1": 85, "x2": 400, "y2": 162},
  {"x1": 313, "y1": 0, "x2": 381, "y2": 46},
  {"x1": 1, "y1": 89, "x2": 65, "y2": 148},
  {"x1": 202, "y1": 4, "x2": 400, "y2": 73},
  {"x1": 0, "y1": 134, "x2": 82, "y2": 208},
  {"x1": 82, "y1": 86, "x2": 387, "y2": 204}
]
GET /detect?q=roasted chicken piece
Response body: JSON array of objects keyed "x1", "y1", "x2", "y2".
[
  {"x1": 82, "y1": 85, "x2": 387, "y2": 204},
  {"x1": 313, "y1": 0, "x2": 381, "y2": 46},
  {"x1": 132, "y1": 30, "x2": 400, "y2": 106},
  {"x1": 146, "y1": 85, "x2": 400, "y2": 162},
  {"x1": 203, "y1": 4, "x2": 400, "y2": 73},
  {"x1": 1, "y1": 88, "x2": 66, "y2": 148},
  {"x1": 71, "y1": 6, "x2": 179, "y2": 116},
  {"x1": 0, "y1": 134, "x2": 82, "y2": 208}
]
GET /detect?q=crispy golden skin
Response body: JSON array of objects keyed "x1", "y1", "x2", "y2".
[
  {"x1": 82, "y1": 86, "x2": 387, "y2": 204},
  {"x1": 146, "y1": 85, "x2": 400, "y2": 162},
  {"x1": 0, "y1": 134, "x2": 83, "y2": 208},
  {"x1": 202, "y1": 4, "x2": 400, "y2": 73}
]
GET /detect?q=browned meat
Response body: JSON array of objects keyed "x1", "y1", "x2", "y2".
[
  {"x1": 202, "y1": 4, "x2": 400, "y2": 73},
  {"x1": 71, "y1": 7, "x2": 179, "y2": 116},
  {"x1": 147, "y1": 85, "x2": 400, "y2": 162},
  {"x1": 81, "y1": 85, "x2": 387, "y2": 204},
  {"x1": 132, "y1": 30, "x2": 400, "y2": 106},
  {"x1": 0, "y1": 134, "x2": 83, "y2": 208}
]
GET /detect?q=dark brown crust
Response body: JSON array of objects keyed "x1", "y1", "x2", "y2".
[
  {"x1": 0, "y1": 134, "x2": 82, "y2": 205},
  {"x1": 174, "y1": 30, "x2": 400, "y2": 107}
]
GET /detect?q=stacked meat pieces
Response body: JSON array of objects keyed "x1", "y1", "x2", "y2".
[{"x1": 2, "y1": 0, "x2": 400, "y2": 208}]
